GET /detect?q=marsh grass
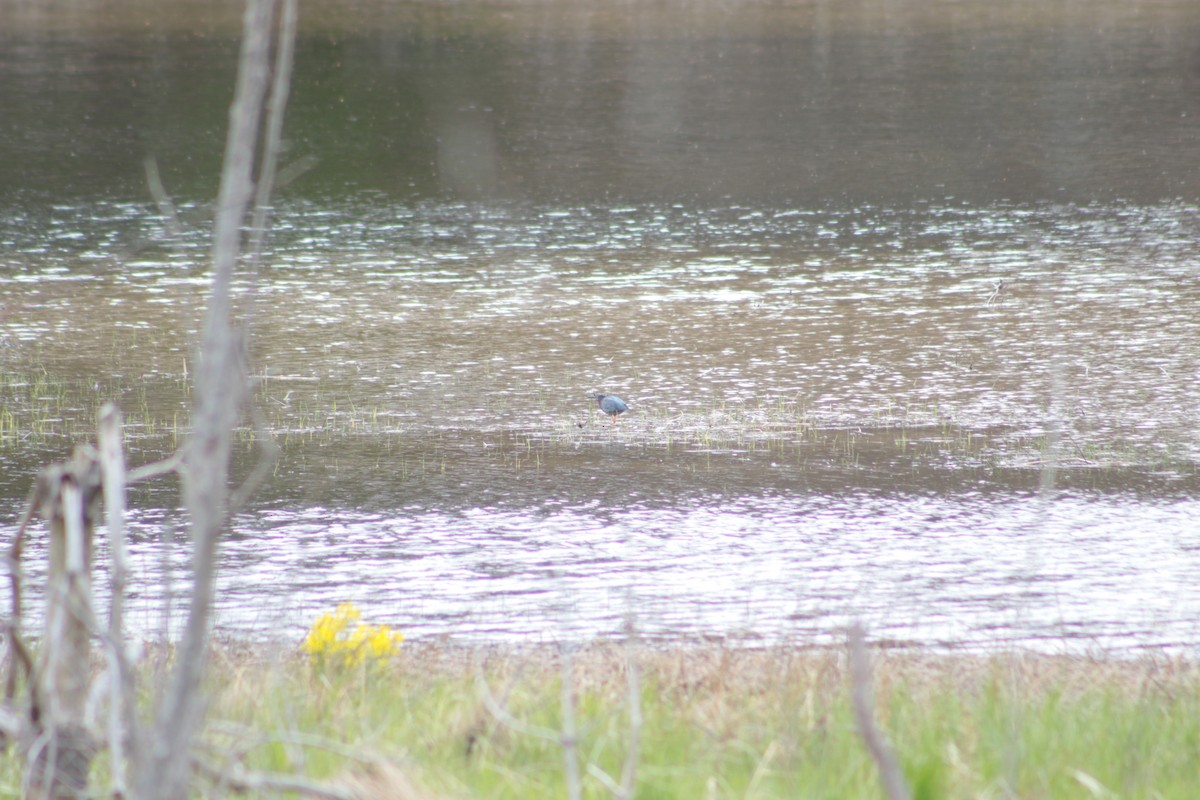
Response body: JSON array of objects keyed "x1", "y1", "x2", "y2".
[
  {"x1": 2, "y1": 365, "x2": 1192, "y2": 481},
  {"x1": 31, "y1": 642, "x2": 1185, "y2": 799},
  {"x1": 0, "y1": 365, "x2": 189, "y2": 451}
]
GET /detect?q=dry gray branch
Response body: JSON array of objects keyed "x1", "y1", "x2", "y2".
[
  {"x1": 143, "y1": 155, "x2": 183, "y2": 238},
  {"x1": 97, "y1": 403, "x2": 138, "y2": 796},
  {"x1": 475, "y1": 650, "x2": 585, "y2": 800},
  {"x1": 475, "y1": 667, "x2": 560, "y2": 743},
  {"x1": 249, "y1": 0, "x2": 297, "y2": 265},
  {"x1": 193, "y1": 754, "x2": 359, "y2": 800},
  {"x1": 126, "y1": 449, "x2": 184, "y2": 484},
  {"x1": 4, "y1": 481, "x2": 42, "y2": 705},
  {"x1": 24, "y1": 448, "x2": 103, "y2": 800},
  {"x1": 559, "y1": 648, "x2": 583, "y2": 800},
  {"x1": 135, "y1": 0, "x2": 289, "y2": 796},
  {"x1": 586, "y1": 616, "x2": 642, "y2": 800},
  {"x1": 228, "y1": 403, "x2": 281, "y2": 516},
  {"x1": 848, "y1": 624, "x2": 911, "y2": 800},
  {"x1": 206, "y1": 720, "x2": 390, "y2": 766}
]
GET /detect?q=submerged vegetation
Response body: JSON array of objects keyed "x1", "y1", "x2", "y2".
[{"x1": 1, "y1": 360, "x2": 1193, "y2": 488}]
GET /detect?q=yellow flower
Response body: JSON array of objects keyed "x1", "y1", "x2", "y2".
[{"x1": 302, "y1": 603, "x2": 403, "y2": 668}]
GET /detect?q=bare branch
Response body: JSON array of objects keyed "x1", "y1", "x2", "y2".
[
  {"x1": 848, "y1": 624, "x2": 911, "y2": 800},
  {"x1": 193, "y1": 755, "x2": 358, "y2": 800},
  {"x1": 248, "y1": 0, "x2": 297, "y2": 265},
  {"x1": 228, "y1": 403, "x2": 280, "y2": 516},
  {"x1": 206, "y1": 720, "x2": 389, "y2": 767},
  {"x1": 143, "y1": 155, "x2": 183, "y2": 238},
  {"x1": 136, "y1": 0, "x2": 289, "y2": 796},
  {"x1": 586, "y1": 617, "x2": 642, "y2": 800},
  {"x1": 97, "y1": 403, "x2": 139, "y2": 796},
  {"x1": 559, "y1": 648, "x2": 583, "y2": 800},
  {"x1": 475, "y1": 667, "x2": 560, "y2": 743},
  {"x1": 0, "y1": 701, "x2": 20, "y2": 743},
  {"x1": 588, "y1": 763, "x2": 623, "y2": 795},
  {"x1": 618, "y1": 618, "x2": 642, "y2": 799},
  {"x1": 25, "y1": 449, "x2": 102, "y2": 800},
  {"x1": 126, "y1": 449, "x2": 185, "y2": 484},
  {"x1": 5, "y1": 480, "x2": 43, "y2": 704},
  {"x1": 97, "y1": 404, "x2": 130, "y2": 636}
]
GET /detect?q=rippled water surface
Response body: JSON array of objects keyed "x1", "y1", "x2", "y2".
[
  {"x1": 4, "y1": 199, "x2": 1199, "y2": 652},
  {"x1": 2, "y1": 1, "x2": 1200, "y2": 653}
]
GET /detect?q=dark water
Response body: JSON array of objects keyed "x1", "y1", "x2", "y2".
[
  {"x1": 4, "y1": 0, "x2": 1200, "y2": 206},
  {"x1": 2, "y1": 1, "x2": 1200, "y2": 652}
]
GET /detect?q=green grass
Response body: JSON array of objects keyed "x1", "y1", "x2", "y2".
[
  {"x1": 2, "y1": 642, "x2": 1198, "y2": 797},
  {"x1": 105, "y1": 643, "x2": 1199, "y2": 799}
]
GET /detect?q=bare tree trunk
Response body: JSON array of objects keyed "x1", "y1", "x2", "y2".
[{"x1": 132, "y1": 0, "x2": 282, "y2": 797}]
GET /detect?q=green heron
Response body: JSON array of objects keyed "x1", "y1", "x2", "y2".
[{"x1": 592, "y1": 393, "x2": 629, "y2": 424}]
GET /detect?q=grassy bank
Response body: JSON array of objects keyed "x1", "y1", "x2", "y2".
[{"x1": 91, "y1": 642, "x2": 1196, "y2": 799}]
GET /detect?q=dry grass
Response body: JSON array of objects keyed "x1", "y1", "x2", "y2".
[
  {"x1": 4, "y1": 638, "x2": 1198, "y2": 796},
  {"x1": 182, "y1": 640, "x2": 1200, "y2": 799}
]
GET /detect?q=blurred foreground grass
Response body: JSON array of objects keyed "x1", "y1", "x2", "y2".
[{"x1": 30, "y1": 642, "x2": 1189, "y2": 799}]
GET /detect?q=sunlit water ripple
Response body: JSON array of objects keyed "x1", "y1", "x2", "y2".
[
  {"x1": 4, "y1": 490, "x2": 1197, "y2": 655},
  {"x1": 3, "y1": 199, "x2": 1200, "y2": 653}
]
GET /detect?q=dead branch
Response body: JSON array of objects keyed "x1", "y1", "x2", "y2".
[
  {"x1": 248, "y1": 0, "x2": 297, "y2": 265},
  {"x1": 193, "y1": 754, "x2": 359, "y2": 800},
  {"x1": 4, "y1": 479, "x2": 43, "y2": 705},
  {"x1": 848, "y1": 624, "x2": 911, "y2": 800},
  {"x1": 585, "y1": 616, "x2": 642, "y2": 800},
  {"x1": 228, "y1": 402, "x2": 281, "y2": 516},
  {"x1": 475, "y1": 667, "x2": 560, "y2": 744},
  {"x1": 559, "y1": 648, "x2": 583, "y2": 800},
  {"x1": 97, "y1": 403, "x2": 138, "y2": 796},
  {"x1": 126, "y1": 449, "x2": 185, "y2": 484},
  {"x1": 206, "y1": 720, "x2": 390, "y2": 766},
  {"x1": 20, "y1": 447, "x2": 104, "y2": 800},
  {"x1": 475, "y1": 649, "x2": 583, "y2": 800},
  {"x1": 143, "y1": 155, "x2": 183, "y2": 238},
  {"x1": 135, "y1": 0, "x2": 288, "y2": 796}
]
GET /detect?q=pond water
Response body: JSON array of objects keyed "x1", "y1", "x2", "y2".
[{"x1": 2, "y1": 1, "x2": 1200, "y2": 653}]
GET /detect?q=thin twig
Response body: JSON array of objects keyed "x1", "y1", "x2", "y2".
[
  {"x1": 588, "y1": 763, "x2": 624, "y2": 795},
  {"x1": 248, "y1": 0, "x2": 297, "y2": 266},
  {"x1": 192, "y1": 754, "x2": 358, "y2": 800},
  {"x1": 560, "y1": 648, "x2": 583, "y2": 800},
  {"x1": 619, "y1": 617, "x2": 642, "y2": 798},
  {"x1": 587, "y1": 616, "x2": 642, "y2": 800},
  {"x1": 127, "y1": 449, "x2": 185, "y2": 484},
  {"x1": 5, "y1": 480, "x2": 43, "y2": 703},
  {"x1": 475, "y1": 668, "x2": 560, "y2": 743},
  {"x1": 228, "y1": 401, "x2": 280, "y2": 516},
  {"x1": 986, "y1": 278, "x2": 1005, "y2": 306},
  {"x1": 206, "y1": 720, "x2": 390, "y2": 766},
  {"x1": 143, "y1": 155, "x2": 183, "y2": 238}
]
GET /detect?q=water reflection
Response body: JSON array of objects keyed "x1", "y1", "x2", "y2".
[{"x1": 4, "y1": 2, "x2": 1200, "y2": 205}]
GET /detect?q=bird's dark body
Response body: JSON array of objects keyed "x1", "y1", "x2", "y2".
[{"x1": 592, "y1": 393, "x2": 629, "y2": 423}]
